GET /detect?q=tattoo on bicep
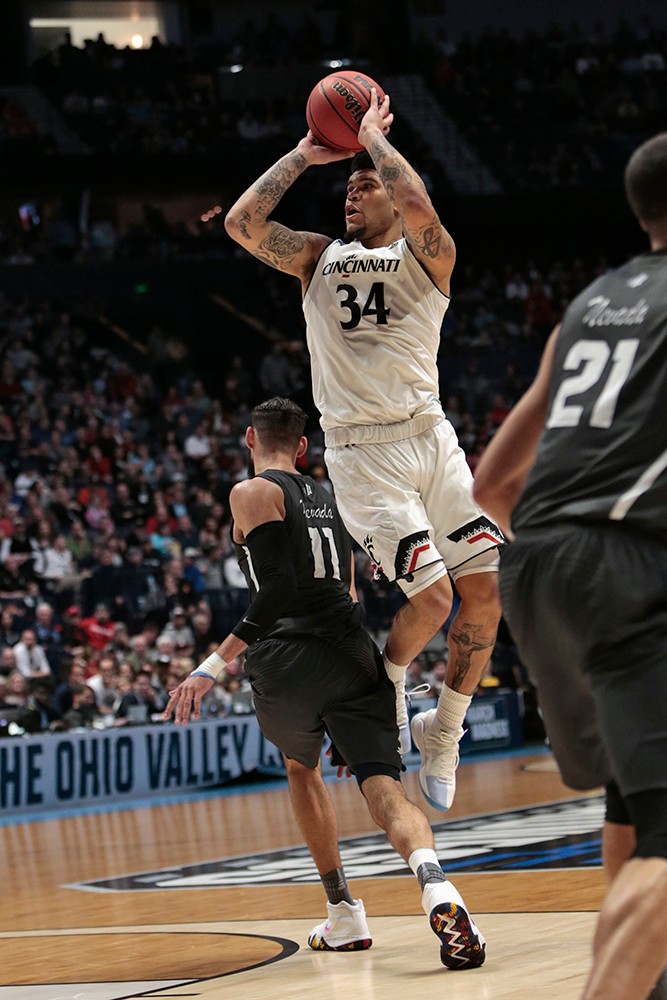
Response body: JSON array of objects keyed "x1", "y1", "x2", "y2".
[
  {"x1": 253, "y1": 223, "x2": 306, "y2": 271},
  {"x1": 253, "y1": 152, "x2": 307, "y2": 218},
  {"x1": 407, "y1": 216, "x2": 454, "y2": 260},
  {"x1": 448, "y1": 622, "x2": 496, "y2": 690}
]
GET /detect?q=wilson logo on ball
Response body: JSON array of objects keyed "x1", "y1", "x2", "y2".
[{"x1": 306, "y1": 70, "x2": 385, "y2": 151}]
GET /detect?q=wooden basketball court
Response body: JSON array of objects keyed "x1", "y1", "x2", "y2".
[{"x1": 0, "y1": 750, "x2": 605, "y2": 999}]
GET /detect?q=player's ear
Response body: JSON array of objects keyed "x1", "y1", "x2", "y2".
[
  {"x1": 296, "y1": 436, "x2": 308, "y2": 460},
  {"x1": 245, "y1": 426, "x2": 255, "y2": 449}
]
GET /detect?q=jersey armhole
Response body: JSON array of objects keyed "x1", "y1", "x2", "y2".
[
  {"x1": 404, "y1": 239, "x2": 451, "y2": 300},
  {"x1": 302, "y1": 239, "x2": 340, "y2": 302}
]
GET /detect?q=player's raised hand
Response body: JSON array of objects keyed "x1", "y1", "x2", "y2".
[
  {"x1": 359, "y1": 88, "x2": 393, "y2": 141},
  {"x1": 297, "y1": 132, "x2": 356, "y2": 165}
]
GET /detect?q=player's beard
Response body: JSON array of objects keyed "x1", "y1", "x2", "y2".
[{"x1": 342, "y1": 223, "x2": 365, "y2": 243}]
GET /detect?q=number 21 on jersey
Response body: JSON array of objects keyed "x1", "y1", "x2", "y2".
[{"x1": 547, "y1": 337, "x2": 640, "y2": 429}]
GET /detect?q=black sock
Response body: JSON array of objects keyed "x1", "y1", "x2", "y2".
[
  {"x1": 321, "y1": 866, "x2": 354, "y2": 904},
  {"x1": 416, "y1": 862, "x2": 447, "y2": 890}
]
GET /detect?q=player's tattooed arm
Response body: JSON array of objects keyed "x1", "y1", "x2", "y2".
[
  {"x1": 252, "y1": 151, "x2": 308, "y2": 219},
  {"x1": 254, "y1": 223, "x2": 308, "y2": 272},
  {"x1": 226, "y1": 150, "x2": 330, "y2": 279},
  {"x1": 366, "y1": 132, "x2": 455, "y2": 276}
]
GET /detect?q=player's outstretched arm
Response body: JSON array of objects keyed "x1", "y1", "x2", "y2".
[
  {"x1": 473, "y1": 326, "x2": 560, "y2": 538},
  {"x1": 225, "y1": 135, "x2": 351, "y2": 282},
  {"x1": 358, "y1": 88, "x2": 455, "y2": 293}
]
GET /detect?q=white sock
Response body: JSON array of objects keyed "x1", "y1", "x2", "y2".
[
  {"x1": 408, "y1": 848, "x2": 441, "y2": 875},
  {"x1": 436, "y1": 684, "x2": 472, "y2": 734},
  {"x1": 383, "y1": 651, "x2": 408, "y2": 685}
]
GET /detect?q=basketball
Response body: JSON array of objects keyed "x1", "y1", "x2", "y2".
[{"x1": 306, "y1": 70, "x2": 385, "y2": 152}]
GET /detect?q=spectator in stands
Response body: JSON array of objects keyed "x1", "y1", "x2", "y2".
[
  {"x1": 0, "y1": 553, "x2": 35, "y2": 598},
  {"x1": 86, "y1": 653, "x2": 119, "y2": 716},
  {"x1": 79, "y1": 602, "x2": 115, "y2": 650},
  {"x1": 13, "y1": 628, "x2": 52, "y2": 681},
  {"x1": 33, "y1": 601, "x2": 63, "y2": 676},
  {"x1": 51, "y1": 658, "x2": 87, "y2": 717},
  {"x1": 63, "y1": 683, "x2": 99, "y2": 729},
  {"x1": 3, "y1": 670, "x2": 28, "y2": 707},
  {"x1": 115, "y1": 671, "x2": 160, "y2": 724},
  {"x1": 0, "y1": 646, "x2": 18, "y2": 676},
  {"x1": 23, "y1": 677, "x2": 65, "y2": 732},
  {"x1": 158, "y1": 606, "x2": 195, "y2": 658}
]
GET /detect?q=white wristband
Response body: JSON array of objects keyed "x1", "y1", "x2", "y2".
[{"x1": 190, "y1": 651, "x2": 227, "y2": 681}]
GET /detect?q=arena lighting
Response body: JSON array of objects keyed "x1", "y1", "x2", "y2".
[
  {"x1": 131, "y1": 34, "x2": 144, "y2": 48},
  {"x1": 325, "y1": 59, "x2": 352, "y2": 68},
  {"x1": 229, "y1": 64, "x2": 243, "y2": 73}
]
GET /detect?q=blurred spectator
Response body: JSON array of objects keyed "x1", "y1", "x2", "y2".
[
  {"x1": 79, "y1": 602, "x2": 115, "y2": 649},
  {"x1": 63, "y1": 683, "x2": 100, "y2": 728},
  {"x1": 51, "y1": 658, "x2": 87, "y2": 716},
  {"x1": 158, "y1": 606, "x2": 195, "y2": 657},
  {"x1": 115, "y1": 672, "x2": 161, "y2": 724},
  {"x1": 23, "y1": 677, "x2": 64, "y2": 732},
  {"x1": 3, "y1": 669, "x2": 28, "y2": 707},
  {"x1": 86, "y1": 653, "x2": 119, "y2": 716},
  {"x1": 13, "y1": 628, "x2": 52, "y2": 680}
]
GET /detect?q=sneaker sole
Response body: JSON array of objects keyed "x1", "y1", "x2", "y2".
[
  {"x1": 430, "y1": 902, "x2": 486, "y2": 969},
  {"x1": 307, "y1": 935, "x2": 373, "y2": 952},
  {"x1": 411, "y1": 716, "x2": 453, "y2": 812}
]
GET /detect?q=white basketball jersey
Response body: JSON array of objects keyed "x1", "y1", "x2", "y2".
[{"x1": 302, "y1": 238, "x2": 449, "y2": 437}]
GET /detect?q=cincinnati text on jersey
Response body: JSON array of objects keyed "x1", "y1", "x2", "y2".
[{"x1": 322, "y1": 257, "x2": 401, "y2": 275}]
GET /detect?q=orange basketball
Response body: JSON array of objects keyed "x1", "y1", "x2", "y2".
[{"x1": 306, "y1": 70, "x2": 385, "y2": 152}]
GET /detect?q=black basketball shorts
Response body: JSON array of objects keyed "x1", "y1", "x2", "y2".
[
  {"x1": 499, "y1": 522, "x2": 667, "y2": 798},
  {"x1": 244, "y1": 625, "x2": 402, "y2": 773}
]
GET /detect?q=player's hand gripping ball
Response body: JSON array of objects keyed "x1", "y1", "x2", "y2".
[{"x1": 306, "y1": 70, "x2": 386, "y2": 151}]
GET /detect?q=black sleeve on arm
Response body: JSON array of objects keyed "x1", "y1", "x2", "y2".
[{"x1": 232, "y1": 520, "x2": 298, "y2": 645}]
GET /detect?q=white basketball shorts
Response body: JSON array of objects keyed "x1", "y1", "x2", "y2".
[{"x1": 325, "y1": 418, "x2": 503, "y2": 597}]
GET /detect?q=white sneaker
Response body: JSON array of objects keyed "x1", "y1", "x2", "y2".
[
  {"x1": 394, "y1": 681, "x2": 431, "y2": 755},
  {"x1": 422, "y1": 880, "x2": 486, "y2": 969},
  {"x1": 394, "y1": 676, "x2": 411, "y2": 754},
  {"x1": 411, "y1": 708, "x2": 463, "y2": 810},
  {"x1": 308, "y1": 898, "x2": 373, "y2": 951}
]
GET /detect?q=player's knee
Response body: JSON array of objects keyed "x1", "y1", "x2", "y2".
[
  {"x1": 626, "y1": 788, "x2": 667, "y2": 860},
  {"x1": 409, "y1": 576, "x2": 453, "y2": 624},
  {"x1": 355, "y1": 762, "x2": 402, "y2": 788},
  {"x1": 455, "y1": 571, "x2": 501, "y2": 623}
]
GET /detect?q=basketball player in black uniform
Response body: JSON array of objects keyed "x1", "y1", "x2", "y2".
[
  {"x1": 473, "y1": 133, "x2": 667, "y2": 1000},
  {"x1": 164, "y1": 397, "x2": 485, "y2": 968}
]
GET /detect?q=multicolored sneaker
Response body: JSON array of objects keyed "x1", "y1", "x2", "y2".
[
  {"x1": 422, "y1": 881, "x2": 486, "y2": 969},
  {"x1": 411, "y1": 708, "x2": 463, "y2": 810},
  {"x1": 308, "y1": 899, "x2": 373, "y2": 951}
]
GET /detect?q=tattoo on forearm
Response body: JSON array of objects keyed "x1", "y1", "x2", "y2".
[
  {"x1": 238, "y1": 210, "x2": 252, "y2": 241},
  {"x1": 448, "y1": 622, "x2": 496, "y2": 691},
  {"x1": 253, "y1": 151, "x2": 307, "y2": 219},
  {"x1": 253, "y1": 223, "x2": 306, "y2": 271}
]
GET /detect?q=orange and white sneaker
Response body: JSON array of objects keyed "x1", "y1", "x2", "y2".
[{"x1": 308, "y1": 899, "x2": 373, "y2": 952}]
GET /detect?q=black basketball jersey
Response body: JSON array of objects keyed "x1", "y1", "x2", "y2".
[
  {"x1": 234, "y1": 469, "x2": 358, "y2": 639},
  {"x1": 514, "y1": 249, "x2": 667, "y2": 540}
]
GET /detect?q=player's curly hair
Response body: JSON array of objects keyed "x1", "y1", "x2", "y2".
[{"x1": 625, "y1": 132, "x2": 667, "y2": 223}]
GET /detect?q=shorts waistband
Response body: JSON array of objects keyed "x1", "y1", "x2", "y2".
[{"x1": 325, "y1": 412, "x2": 444, "y2": 447}]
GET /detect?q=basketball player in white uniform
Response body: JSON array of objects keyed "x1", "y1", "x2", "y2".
[{"x1": 225, "y1": 88, "x2": 503, "y2": 811}]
